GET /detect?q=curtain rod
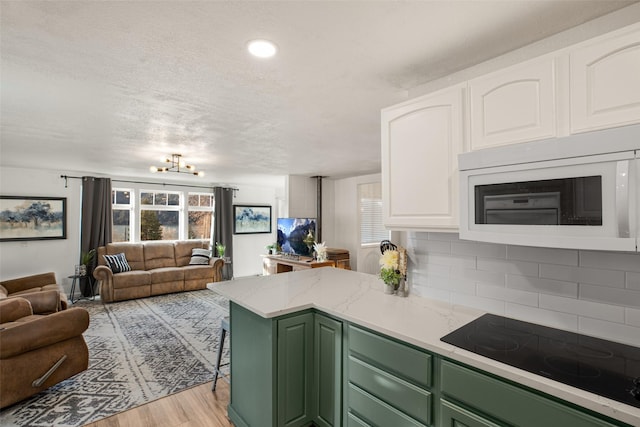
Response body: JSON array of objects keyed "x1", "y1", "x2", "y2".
[{"x1": 60, "y1": 174, "x2": 239, "y2": 192}]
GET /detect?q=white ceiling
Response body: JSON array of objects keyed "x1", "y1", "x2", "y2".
[{"x1": 1, "y1": 1, "x2": 635, "y2": 186}]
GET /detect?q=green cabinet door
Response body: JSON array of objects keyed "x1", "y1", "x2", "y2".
[
  {"x1": 314, "y1": 313, "x2": 343, "y2": 427},
  {"x1": 277, "y1": 312, "x2": 314, "y2": 427},
  {"x1": 440, "y1": 399, "x2": 501, "y2": 427}
]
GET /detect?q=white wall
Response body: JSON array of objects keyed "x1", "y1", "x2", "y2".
[
  {"x1": 0, "y1": 165, "x2": 286, "y2": 287},
  {"x1": 0, "y1": 166, "x2": 83, "y2": 293}
]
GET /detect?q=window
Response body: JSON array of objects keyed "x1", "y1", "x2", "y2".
[
  {"x1": 140, "y1": 190, "x2": 181, "y2": 241},
  {"x1": 358, "y1": 182, "x2": 388, "y2": 245},
  {"x1": 188, "y1": 193, "x2": 213, "y2": 240},
  {"x1": 112, "y1": 189, "x2": 133, "y2": 242}
]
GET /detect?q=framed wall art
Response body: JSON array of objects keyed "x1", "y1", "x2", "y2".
[
  {"x1": 0, "y1": 196, "x2": 67, "y2": 241},
  {"x1": 233, "y1": 205, "x2": 272, "y2": 234}
]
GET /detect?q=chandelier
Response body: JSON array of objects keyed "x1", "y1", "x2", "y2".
[{"x1": 149, "y1": 154, "x2": 204, "y2": 177}]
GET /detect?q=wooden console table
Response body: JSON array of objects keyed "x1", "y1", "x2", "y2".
[{"x1": 262, "y1": 255, "x2": 335, "y2": 275}]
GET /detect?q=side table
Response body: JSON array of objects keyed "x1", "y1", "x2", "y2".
[{"x1": 68, "y1": 274, "x2": 94, "y2": 303}]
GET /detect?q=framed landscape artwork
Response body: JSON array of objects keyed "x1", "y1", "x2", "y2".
[
  {"x1": 233, "y1": 205, "x2": 272, "y2": 234},
  {"x1": 0, "y1": 196, "x2": 67, "y2": 241}
]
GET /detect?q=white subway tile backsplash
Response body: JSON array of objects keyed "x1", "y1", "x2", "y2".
[
  {"x1": 452, "y1": 293, "x2": 505, "y2": 314},
  {"x1": 507, "y1": 245, "x2": 578, "y2": 266},
  {"x1": 580, "y1": 285, "x2": 640, "y2": 308},
  {"x1": 406, "y1": 236, "x2": 640, "y2": 343},
  {"x1": 506, "y1": 275, "x2": 578, "y2": 298},
  {"x1": 477, "y1": 257, "x2": 538, "y2": 277},
  {"x1": 425, "y1": 253, "x2": 476, "y2": 269},
  {"x1": 477, "y1": 283, "x2": 538, "y2": 307},
  {"x1": 539, "y1": 294, "x2": 624, "y2": 323},
  {"x1": 539, "y1": 263, "x2": 625, "y2": 288},
  {"x1": 579, "y1": 317, "x2": 640, "y2": 346},
  {"x1": 452, "y1": 241, "x2": 506, "y2": 259},
  {"x1": 504, "y1": 304, "x2": 578, "y2": 331},
  {"x1": 579, "y1": 250, "x2": 640, "y2": 272},
  {"x1": 626, "y1": 307, "x2": 640, "y2": 327},
  {"x1": 627, "y1": 272, "x2": 640, "y2": 290},
  {"x1": 452, "y1": 268, "x2": 505, "y2": 287}
]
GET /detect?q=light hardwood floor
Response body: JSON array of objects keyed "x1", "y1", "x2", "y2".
[{"x1": 84, "y1": 381, "x2": 233, "y2": 427}]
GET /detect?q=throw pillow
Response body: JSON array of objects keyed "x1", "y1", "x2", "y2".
[
  {"x1": 189, "y1": 248, "x2": 212, "y2": 265},
  {"x1": 103, "y1": 253, "x2": 132, "y2": 273}
]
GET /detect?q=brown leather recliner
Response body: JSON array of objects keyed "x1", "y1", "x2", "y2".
[
  {"x1": 0, "y1": 272, "x2": 68, "y2": 313},
  {"x1": 0, "y1": 297, "x2": 90, "y2": 409}
]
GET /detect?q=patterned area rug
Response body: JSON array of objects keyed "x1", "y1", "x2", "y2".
[{"x1": 0, "y1": 289, "x2": 229, "y2": 427}]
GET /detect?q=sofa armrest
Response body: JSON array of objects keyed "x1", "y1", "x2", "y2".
[
  {"x1": 210, "y1": 257, "x2": 224, "y2": 282},
  {"x1": 93, "y1": 265, "x2": 115, "y2": 302},
  {"x1": 0, "y1": 307, "x2": 90, "y2": 359},
  {"x1": 7, "y1": 290, "x2": 61, "y2": 315},
  {"x1": 0, "y1": 298, "x2": 33, "y2": 324}
]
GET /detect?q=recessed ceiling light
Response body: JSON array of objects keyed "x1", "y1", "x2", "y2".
[{"x1": 247, "y1": 39, "x2": 277, "y2": 58}]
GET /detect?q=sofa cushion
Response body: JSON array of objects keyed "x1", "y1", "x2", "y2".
[
  {"x1": 149, "y1": 267, "x2": 184, "y2": 283},
  {"x1": 0, "y1": 285, "x2": 7, "y2": 298},
  {"x1": 189, "y1": 248, "x2": 211, "y2": 265},
  {"x1": 144, "y1": 242, "x2": 177, "y2": 270},
  {"x1": 103, "y1": 243, "x2": 145, "y2": 271},
  {"x1": 175, "y1": 240, "x2": 208, "y2": 267},
  {"x1": 112, "y1": 271, "x2": 151, "y2": 289},
  {"x1": 103, "y1": 253, "x2": 132, "y2": 273},
  {"x1": 183, "y1": 265, "x2": 214, "y2": 281}
]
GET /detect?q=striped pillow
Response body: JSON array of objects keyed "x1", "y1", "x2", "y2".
[
  {"x1": 103, "y1": 253, "x2": 131, "y2": 273},
  {"x1": 189, "y1": 248, "x2": 211, "y2": 265}
]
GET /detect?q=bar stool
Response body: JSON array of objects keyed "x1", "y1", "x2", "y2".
[{"x1": 212, "y1": 316, "x2": 230, "y2": 391}]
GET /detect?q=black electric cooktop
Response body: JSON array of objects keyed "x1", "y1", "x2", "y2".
[{"x1": 441, "y1": 313, "x2": 640, "y2": 409}]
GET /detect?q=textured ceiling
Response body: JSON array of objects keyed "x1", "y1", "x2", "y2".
[{"x1": 0, "y1": 1, "x2": 635, "y2": 186}]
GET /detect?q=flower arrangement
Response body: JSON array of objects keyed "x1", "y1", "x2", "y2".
[
  {"x1": 215, "y1": 242, "x2": 226, "y2": 258},
  {"x1": 379, "y1": 247, "x2": 407, "y2": 290},
  {"x1": 313, "y1": 241, "x2": 327, "y2": 262}
]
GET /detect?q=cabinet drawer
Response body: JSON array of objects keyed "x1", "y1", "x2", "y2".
[
  {"x1": 441, "y1": 361, "x2": 623, "y2": 427},
  {"x1": 347, "y1": 412, "x2": 371, "y2": 427},
  {"x1": 348, "y1": 384, "x2": 428, "y2": 427},
  {"x1": 348, "y1": 356, "x2": 432, "y2": 426},
  {"x1": 440, "y1": 399, "x2": 501, "y2": 427},
  {"x1": 348, "y1": 325, "x2": 432, "y2": 388}
]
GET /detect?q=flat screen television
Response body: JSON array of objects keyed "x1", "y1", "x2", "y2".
[{"x1": 277, "y1": 217, "x2": 317, "y2": 257}]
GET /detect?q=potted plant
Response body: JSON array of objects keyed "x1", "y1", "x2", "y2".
[
  {"x1": 77, "y1": 248, "x2": 96, "y2": 277},
  {"x1": 215, "y1": 242, "x2": 226, "y2": 258}
]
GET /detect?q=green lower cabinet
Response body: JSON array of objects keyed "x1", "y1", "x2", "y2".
[
  {"x1": 440, "y1": 399, "x2": 501, "y2": 427},
  {"x1": 314, "y1": 314, "x2": 343, "y2": 427},
  {"x1": 278, "y1": 313, "x2": 315, "y2": 427},
  {"x1": 440, "y1": 360, "x2": 628, "y2": 427}
]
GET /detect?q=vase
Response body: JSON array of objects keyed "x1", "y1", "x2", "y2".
[{"x1": 383, "y1": 282, "x2": 395, "y2": 294}]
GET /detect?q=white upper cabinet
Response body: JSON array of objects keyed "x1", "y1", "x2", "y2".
[
  {"x1": 468, "y1": 57, "x2": 557, "y2": 150},
  {"x1": 570, "y1": 25, "x2": 640, "y2": 133},
  {"x1": 381, "y1": 85, "x2": 465, "y2": 231}
]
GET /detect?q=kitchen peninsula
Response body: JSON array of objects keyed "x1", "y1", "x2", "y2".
[{"x1": 208, "y1": 268, "x2": 638, "y2": 427}]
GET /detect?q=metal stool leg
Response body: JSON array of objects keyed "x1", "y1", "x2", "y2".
[{"x1": 212, "y1": 317, "x2": 230, "y2": 391}]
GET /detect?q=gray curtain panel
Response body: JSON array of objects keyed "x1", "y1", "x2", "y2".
[
  {"x1": 81, "y1": 177, "x2": 113, "y2": 295},
  {"x1": 214, "y1": 187, "x2": 234, "y2": 280}
]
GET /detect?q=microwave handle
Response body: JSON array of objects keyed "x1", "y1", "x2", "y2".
[{"x1": 616, "y1": 160, "x2": 630, "y2": 238}]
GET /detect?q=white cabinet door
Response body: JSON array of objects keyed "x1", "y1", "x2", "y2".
[
  {"x1": 468, "y1": 56, "x2": 557, "y2": 150},
  {"x1": 570, "y1": 25, "x2": 640, "y2": 133},
  {"x1": 381, "y1": 85, "x2": 465, "y2": 231}
]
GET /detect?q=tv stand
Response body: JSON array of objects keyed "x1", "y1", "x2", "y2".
[{"x1": 262, "y1": 255, "x2": 334, "y2": 275}]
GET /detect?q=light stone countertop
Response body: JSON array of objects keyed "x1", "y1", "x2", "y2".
[{"x1": 208, "y1": 267, "x2": 640, "y2": 426}]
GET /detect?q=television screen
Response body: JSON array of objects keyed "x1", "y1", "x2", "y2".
[{"x1": 277, "y1": 218, "x2": 317, "y2": 257}]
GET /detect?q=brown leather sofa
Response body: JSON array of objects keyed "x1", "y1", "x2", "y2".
[
  {"x1": 0, "y1": 297, "x2": 90, "y2": 409},
  {"x1": 94, "y1": 240, "x2": 224, "y2": 303},
  {"x1": 0, "y1": 272, "x2": 68, "y2": 313}
]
